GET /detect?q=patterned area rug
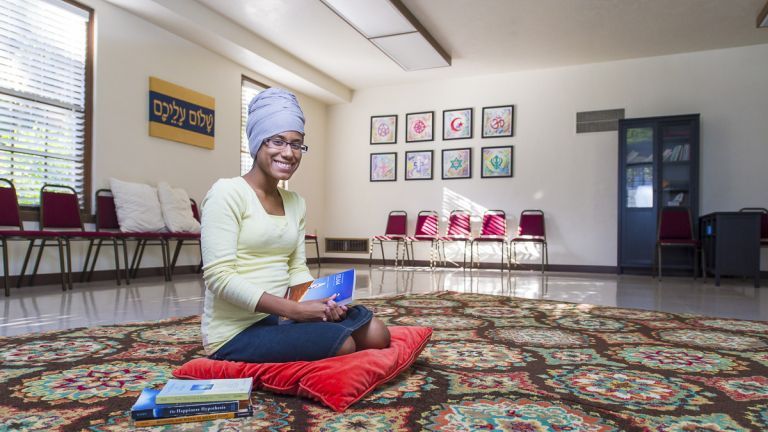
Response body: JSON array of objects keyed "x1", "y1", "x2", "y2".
[{"x1": 1, "y1": 291, "x2": 767, "y2": 431}]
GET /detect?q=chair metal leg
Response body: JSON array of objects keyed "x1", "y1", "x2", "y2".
[
  {"x1": 29, "y1": 239, "x2": 47, "y2": 287},
  {"x1": 17, "y1": 239, "x2": 36, "y2": 288},
  {"x1": 170, "y1": 240, "x2": 184, "y2": 276},
  {"x1": 64, "y1": 238, "x2": 73, "y2": 290},
  {"x1": 657, "y1": 245, "x2": 662, "y2": 280},
  {"x1": 131, "y1": 240, "x2": 146, "y2": 279},
  {"x1": 81, "y1": 239, "x2": 95, "y2": 283},
  {"x1": 86, "y1": 240, "x2": 103, "y2": 282},
  {"x1": 541, "y1": 243, "x2": 546, "y2": 273},
  {"x1": 2, "y1": 239, "x2": 9, "y2": 297},
  {"x1": 162, "y1": 240, "x2": 171, "y2": 281},
  {"x1": 55, "y1": 239, "x2": 66, "y2": 291},
  {"x1": 121, "y1": 239, "x2": 131, "y2": 285},
  {"x1": 112, "y1": 239, "x2": 121, "y2": 285},
  {"x1": 380, "y1": 241, "x2": 386, "y2": 266}
]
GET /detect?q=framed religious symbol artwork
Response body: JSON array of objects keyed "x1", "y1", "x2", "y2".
[
  {"x1": 481, "y1": 145, "x2": 513, "y2": 178},
  {"x1": 370, "y1": 152, "x2": 397, "y2": 181},
  {"x1": 441, "y1": 148, "x2": 472, "y2": 179},
  {"x1": 405, "y1": 150, "x2": 433, "y2": 180},
  {"x1": 481, "y1": 105, "x2": 514, "y2": 138},
  {"x1": 405, "y1": 111, "x2": 434, "y2": 142},
  {"x1": 442, "y1": 108, "x2": 473, "y2": 140},
  {"x1": 370, "y1": 115, "x2": 397, "y2": 144}
]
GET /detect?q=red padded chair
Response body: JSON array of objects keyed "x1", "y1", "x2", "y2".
[
  {"x1": 655, "y1": 207, "x2": 703, "y2": 279},
  {"x1": 165, "y1": 198, "x2": 202, "y2": 277},
  {"x1": 470, "y1": 210, "x2": 508, "y2": 270},
  {"x1": 305, "y1": 233, "x2": 320, "y2": 268},
  {"x1": 438, "y1": 210, "x2": 472, "y2": 267},
  {"x1": 369, "y1": 211, "x2": 410, "y2": 267},
  {"x1": 510, "y1": 209, "x2": 548, "y2": 273},
  {"x1": 0, "y1": 179, "x2": 67, "y2": 295},
  {"x1": 406, "y1": 210, "x2": 440, "y2": 268},
  {"x1": 89, "y1": 189, "x2": 169, "y2": 283},
  {"x1": 36, "y1": 184, "x2": 123, "y2": 290}
]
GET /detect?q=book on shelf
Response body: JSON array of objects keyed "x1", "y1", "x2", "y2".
[
  {"x1": 131, "y1": 388, "x2": 251, "y2": 420},
  {"x1": 155, "y1": 378, "x2": 253, "y2": 404},
  {"x1": 133, "y1": 407, "x2": 253, "y2": 427},
  {"x1": 287, "y1": 268, "x2": 356, "y2": 306}
]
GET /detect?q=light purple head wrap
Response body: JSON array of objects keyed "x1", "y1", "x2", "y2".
[{"x1": 246, "y1": 88, "x2": 305, "y2": 158}]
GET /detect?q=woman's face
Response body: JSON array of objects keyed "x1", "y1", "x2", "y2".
[{"x1": 254, "y1": 131, "x2": 304, "y2": 181}]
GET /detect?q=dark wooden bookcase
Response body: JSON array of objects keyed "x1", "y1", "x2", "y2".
[{"x1": 617, "y1": 114, "x2": 700, "y2": 274}]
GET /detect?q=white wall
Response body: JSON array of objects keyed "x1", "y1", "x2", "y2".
[
  {"x1": 7, "y1": 0, "x2": 327, "y2": 277},
  {"x1": 325, "y1": 43, "x2": 768, "y2": 268}
]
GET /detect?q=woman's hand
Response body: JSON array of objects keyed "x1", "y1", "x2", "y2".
[
  {"x1": 289, "y1": 295, "x2": 347, "y2": 323},
  {"x1": 323, "y1": 295, "x2": 348, "y2": 322}
]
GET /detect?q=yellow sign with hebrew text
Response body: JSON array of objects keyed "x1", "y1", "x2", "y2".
[{"x1": 149, "y1": 77, "x2": 215, "y2": 149}]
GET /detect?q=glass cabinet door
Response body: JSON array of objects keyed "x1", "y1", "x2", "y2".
[
  {"x1": 624, "y1": 127, "x2": 654, "y2": 208},
  {"x1": 659, "y1": 123, "x2": 692, "y2": 208}
]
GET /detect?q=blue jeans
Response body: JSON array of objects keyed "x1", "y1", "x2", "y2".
[{"x1": 210, "y1": 305, "x2": 373, "y2": 363}]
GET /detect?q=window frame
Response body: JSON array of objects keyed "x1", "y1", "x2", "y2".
[
  {"x1": 2, "y1": 0, "x2": 94, "y2": 220},
  {"x1": 240, "y1": 75, "x2": 268, "y2": 176}
]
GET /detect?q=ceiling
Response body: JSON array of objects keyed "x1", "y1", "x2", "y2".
[{"x1": 109, "y1": 0, "x2": 768, "y2": 103}]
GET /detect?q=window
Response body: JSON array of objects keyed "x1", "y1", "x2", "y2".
[
  {"x1": 240, "y1": 76, "x2": 266, "y2": 176},
  {"x1": 0, "y1": 0, "x2": 93, "y2": 209}
]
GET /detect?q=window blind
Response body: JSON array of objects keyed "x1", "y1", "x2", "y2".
[
  {"x1": 240, "y1": 78, "x2": 265, "y2": 176},
  {"x1": 0, "y1": 0, "x2": 90, "y2": 207}
]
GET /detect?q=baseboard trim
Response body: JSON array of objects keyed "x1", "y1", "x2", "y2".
[{"x1": 320, "y1": 257, "x2": 617, "y2": 274}]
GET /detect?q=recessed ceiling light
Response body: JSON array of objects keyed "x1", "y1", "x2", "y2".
[{"x1": 320, "y1": 0, "x2": 450, "y2": 71}]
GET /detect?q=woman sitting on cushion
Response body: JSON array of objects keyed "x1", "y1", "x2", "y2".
[{"x1": 200, "y1": 88, "x2": 390, "y2": 363}]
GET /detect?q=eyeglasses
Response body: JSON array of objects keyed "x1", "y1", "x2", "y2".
[{"x1": 264, "y1": 137, "x2": 308, "y2": 153}]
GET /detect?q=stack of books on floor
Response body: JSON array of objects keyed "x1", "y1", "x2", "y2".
[{"x1": 131, "y1": 378, "x2": 253, "y2": 427}]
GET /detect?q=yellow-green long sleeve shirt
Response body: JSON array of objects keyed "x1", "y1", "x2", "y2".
[{"x1": 200, "y1": 177, "x2": 313, "y2": 355}]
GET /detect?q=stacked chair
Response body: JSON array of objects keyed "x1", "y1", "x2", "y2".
[
  {"x1": 438, "y1": 210, "x2": 472, "y2": 267},
  {"x1": 510, "y1": 209, "x2": 548, "y2": 273},
  {"x1": 164, "y1": 198, "x2": 202, "y2": 276},
  {"x1": 655, "y1": 206, "x2": 703, "y2": 279},
  {"x1": 405, "y1": 210, "x2": 440, "y2": 268},
  {"x1": 305, "y1": 233, "x2": 320, "y2": 268},
  {"x1": 369, "y1": 211, "x2": 409, "y2": 267},
  {"x1": 470, "y1": 210, "x2": 508, "y2": 270},
  {"x1": 33, "y1": 184, "x2": 124, "y2": 290},
  {"x1": 0, "y1": 179, "x2": 68, "y2": 295}
]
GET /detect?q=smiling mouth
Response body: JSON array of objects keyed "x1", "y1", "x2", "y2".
[{"x1": 273, "y1": 160, "x2": 293, "y2": 170}]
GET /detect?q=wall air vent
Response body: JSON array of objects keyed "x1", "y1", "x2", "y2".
[
  {"x1": 325, "y1": 238, "x2": 370, "y2": 253},
  {"x1": 576, "y1": 109, "x2": 625, "y2": 133}
]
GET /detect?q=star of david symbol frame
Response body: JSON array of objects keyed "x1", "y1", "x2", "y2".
[{"x1": 442, "y1": 147, "x2": 472, "y2": 179}]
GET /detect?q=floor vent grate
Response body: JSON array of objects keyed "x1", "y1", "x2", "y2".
[{"x1": 325, "y1": 238, "x2": 369, "y2": 253}]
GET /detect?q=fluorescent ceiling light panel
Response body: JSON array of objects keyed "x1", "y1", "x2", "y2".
[
  {"x1": 371, "y1": 32, "x2": 450, "y2": 71},
  {"x1": 321, "y1": 0, "x2": 415, "y2": 38}
]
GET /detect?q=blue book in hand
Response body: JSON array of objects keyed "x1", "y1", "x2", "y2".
[
  {"x1": 131, "y1": 388, "x2": 248, "y2": 420},
  {"x1": 288, "y1": 268, "x2": 356, "y2": 306}
]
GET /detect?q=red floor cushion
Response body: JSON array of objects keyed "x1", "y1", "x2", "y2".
[{"x1": 173, "y1": 326, "x2": 432, "y2": 412}]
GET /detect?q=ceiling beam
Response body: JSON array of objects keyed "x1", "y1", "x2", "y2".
[{"x1": 103, "y1": 0, "x2": 352, "y2": 104}]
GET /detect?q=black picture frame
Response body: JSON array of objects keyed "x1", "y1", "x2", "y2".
[
  {"x1": 404, "y1": 150, "x2": 434, "y2": 181},
  {"x1": 480, "y1": 145, "x2": 514, "y2": 178},
  {"x1": 441, "y1": 147, "x2": 472, "y2": 180},
  {"x1": 405, "y1": 111, "x2": 434, "y2": 143},
  {"x1": 370, "y1": 115, "x2": 397, "y2": 144},
  {"x1": 370, "y1": 152, "x2": 397, "y2": 182},
  {"x1": 481, "y1": 105, "x2": 515, "y2": 138},
  {"x1": 442, "y1": 108, "x2": 473, "y2": 140}
]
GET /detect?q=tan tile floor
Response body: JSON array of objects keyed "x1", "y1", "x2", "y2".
[{"x1": 1, "y1": 264, "x2": 766, "y2": 337}]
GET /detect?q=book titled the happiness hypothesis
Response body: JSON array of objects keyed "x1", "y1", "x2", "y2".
[
  {"x1": 131, "y1": 388, "x2": 250, "y2": 420},
  {"x1": 155, "y1": 378, "x2": 253, "y2": 404},
  {"x1": 287, "y1": 268, "x2": 356, "y2": 306},
  {"x1": 133, "y1": 408, "x2": 253, "y2": 427}
]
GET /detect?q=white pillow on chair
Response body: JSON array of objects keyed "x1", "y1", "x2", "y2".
[
  {"x1": 109, "y1": 178, "x2": 166, "y2": 232},
  {"x1": 157, "y1": 182, "x2": 201, "y2": 233}
]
